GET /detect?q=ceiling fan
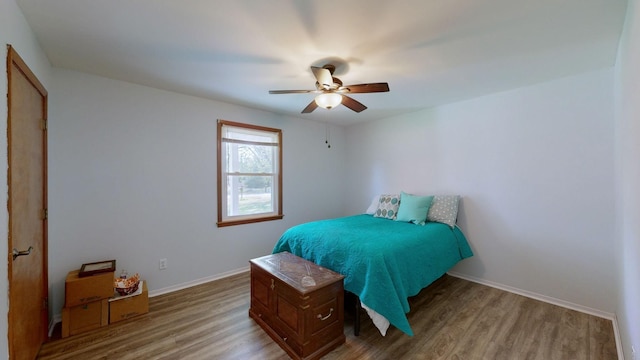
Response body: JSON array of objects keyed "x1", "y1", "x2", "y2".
[{"x1": 269, "y1": 64, "x2": 390, "y2": 113}]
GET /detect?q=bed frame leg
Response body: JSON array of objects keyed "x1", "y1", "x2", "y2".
[{"x1": 354, "y1": 296, "x2": 361, "y2": 336}]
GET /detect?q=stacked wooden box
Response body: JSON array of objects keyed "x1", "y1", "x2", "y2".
[
  {"x1": 108, "y1": 281, "x2": 149, "y2": 324},
  {"x1": 61, "y1": 270, "x2": 113, "y2": 338},
  {"x1": 61, "y1": 270, "x2": 150, "y2": 338}
]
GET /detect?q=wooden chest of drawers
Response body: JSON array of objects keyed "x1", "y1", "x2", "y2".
[{"x1": 249, "y1": 252, "x2": 345, "y2": 360}]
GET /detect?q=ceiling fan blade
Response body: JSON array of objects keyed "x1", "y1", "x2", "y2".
[
  {"x1": 341, "y1": 95, "x2": 367, "y2": 113},
  {"x1": 311, "y1": 66, "x2": 333, "y2": 87},
  {"x1": 269, "y1": 89, "x2": 318, "y2": 94},
  {"x1": 301, "y1": 100, "x2": 318, "y2": 113},
  {"x1": 342, "y1": 83, "x2": 390, "y2": 93}
]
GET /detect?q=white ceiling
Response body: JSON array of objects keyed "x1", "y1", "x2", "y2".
[{"x1": 16, "y1": 0, "x2": 628, "y2": 126}]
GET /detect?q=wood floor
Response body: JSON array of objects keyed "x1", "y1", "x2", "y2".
[{"x1": 38, "y1": 272, "x2": 618, "y2": 360}]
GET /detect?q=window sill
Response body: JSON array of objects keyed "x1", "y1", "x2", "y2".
[{"x1": 217, "y1": 215, "x2": 284, "y2": 227}]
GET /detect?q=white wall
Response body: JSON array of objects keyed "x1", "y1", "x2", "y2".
[
  {"x1": 615, "y1": 0, "x2": 640, "y2": 356},
  {"x1": 3, "y1": 0, "x2": 629, "y2": 356},
  {"x1": 345, "y1": 69, "x2": 617, "y2": 314},
  {"x1": 1, "y1": 0, "x2": 52, "y2": 358},
  {"x1": 48, "y1": 68, "x2": 346, "y2": 317}
]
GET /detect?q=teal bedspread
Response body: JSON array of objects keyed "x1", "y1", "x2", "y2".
[{"x1": 272, "y1": 214, "x2": 473, "y2": 336}]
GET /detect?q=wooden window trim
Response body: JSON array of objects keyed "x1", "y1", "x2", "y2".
[{"x1": 217, "y1": 119, "x2": 283, "y2": 227}]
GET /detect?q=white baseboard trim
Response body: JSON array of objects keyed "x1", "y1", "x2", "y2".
[
  {"x1": 48, "y1": 314, "x2": 62, "y2": 338},
  {"x1": 611, "y1": 314, "x2": 625, "y2": 360},
  {"x1": 447, "y1": 271, "x2": 624, "y2": 360},
  {"x1": 447, "y1": 271, "x2": 615, "y2": 319},
  {"x1": 148, "y1": 266, "x2": 250, "y2": 298}
]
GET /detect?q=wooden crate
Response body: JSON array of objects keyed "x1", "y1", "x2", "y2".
[
  {"x1": 61, "y1": 299, "x2": 109, "y2": 338},
  {"x1": 109, "y1": 281, "x2": 149, "y2": 323},
  {"x1": 65, "y1": 269, "x2": 114, "y2": 307}
]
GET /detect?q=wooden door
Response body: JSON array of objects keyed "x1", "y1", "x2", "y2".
[{"x1": 7, "y1": 45, "x2": 48, "y2": 360}]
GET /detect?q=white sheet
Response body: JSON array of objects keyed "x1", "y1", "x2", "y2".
[{"x1": 361, "y1": 301, "x2": 390, "y2": 336}]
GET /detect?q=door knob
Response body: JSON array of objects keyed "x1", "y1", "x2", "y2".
[{"x1": 12, "y1": 246, "x2": 33, "y2": 260}]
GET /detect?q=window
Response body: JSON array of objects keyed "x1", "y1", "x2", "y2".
[{"x1": 217, "y1": 120, "x2": 283, "y2": 227}]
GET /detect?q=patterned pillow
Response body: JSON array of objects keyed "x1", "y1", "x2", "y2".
[
  {"x1": 427, "y1": 195, "x2": 460, "y2": 227},
  {"x1": 373, "y1": 194, "x2": 401, "y2": 220}
]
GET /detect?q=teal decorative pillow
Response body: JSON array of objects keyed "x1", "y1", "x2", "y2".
[
  {"x1": 427, "y1": 195, "x2": 460, "y2": 227},
  {"x1": 395, "y1": 192, "x2": 434, "y2": 225},
  {"x1": 373, "y1": 194, "x2": 401, "y2": 220}
]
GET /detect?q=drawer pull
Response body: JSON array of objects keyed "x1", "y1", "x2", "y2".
[
  {"x1": 317, "y1": 308, "x2": 334, "y2": 321},
  {"x1": 270, "y1": 279, "x2": 275, "y2": 290}
]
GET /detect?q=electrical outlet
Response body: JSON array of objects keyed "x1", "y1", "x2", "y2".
[{"x1": 159, "y1": 258, "x2": 167, "y2": 270}]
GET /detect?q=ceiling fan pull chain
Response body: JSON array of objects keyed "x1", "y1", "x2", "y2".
[{"x1": 325, "y1": 124, "x2": 331, "y2": 149}]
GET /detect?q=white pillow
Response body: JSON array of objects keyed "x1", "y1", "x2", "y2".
[{"x1": 365, "y1": 195, "x2": 380, "y2": 215}]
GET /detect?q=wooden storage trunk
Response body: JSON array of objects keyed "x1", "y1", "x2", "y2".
[{"x1": 249, "y1": 252, "x2": 345, "y2": 360}]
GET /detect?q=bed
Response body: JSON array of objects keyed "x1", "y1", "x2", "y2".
[{"x1": 272, "y1": 213, "x2": 473, "y2": 336}]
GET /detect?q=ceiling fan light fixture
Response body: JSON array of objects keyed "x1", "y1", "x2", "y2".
[
  {"x1": 315, "y1": 93, "x2": 342, "y2": 109},
  {"x1": 269, "y1": 65, "x2": 389, "y2": 113}
]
